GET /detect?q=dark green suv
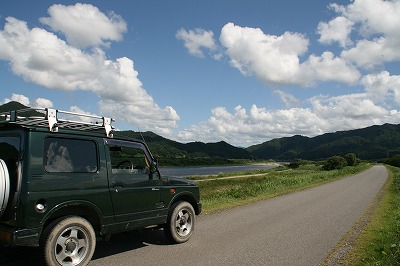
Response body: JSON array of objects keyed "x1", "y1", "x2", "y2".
[{"x1": 0, "y1": 108, "x2": 201, "y2": 266}]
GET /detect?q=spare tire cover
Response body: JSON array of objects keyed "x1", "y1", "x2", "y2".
[{"x1": 0, "y1": 159, "x2": 10, "y2": 218}]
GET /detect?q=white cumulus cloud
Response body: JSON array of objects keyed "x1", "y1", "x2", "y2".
[
  {"x1": 218, "y1": 22, "x2": 360, "y2": 87},
  {"x1": 362, "y1": 71, "x2": 400, "y2": 105},
  {"x1": 317, "y1": 16, "x2": 354, "y2": 47},
  {"x1": 176, "y1": 28, "x2": 217, "y2": 57},
  {"x1": 39, "y1": 3, "x2": 127, "y2": 49}
]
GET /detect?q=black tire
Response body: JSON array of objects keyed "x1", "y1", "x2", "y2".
[
  {"x1": 41, "y1": 216, "x2": 96, "y2": 266},
  {"x1": 164, "y1": 201, "x2": 195, "y2": 243},
  {"x1": 0, "y1": 159, "x2": 10, "y2": 219}
]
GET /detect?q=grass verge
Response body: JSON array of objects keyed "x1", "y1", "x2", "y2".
[
  {"x1": 338, "y1": 165, "x2": 400, "y2": 265},
  {"x1": 197, "y1": 163, "x2": 371, "y2": 214}
]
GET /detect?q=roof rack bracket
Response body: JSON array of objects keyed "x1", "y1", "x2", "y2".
[
  {"x1": 10, "y1": 111, "x2": 17, "y2": 122},
  {"x1": 103, "y1": 117, "x2": 113, "y2": 138},
  {"x1": 46, "y1": 108, "x2": 58, "y2": 132}
]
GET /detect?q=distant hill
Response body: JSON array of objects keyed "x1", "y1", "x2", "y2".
[
  {"x1": 247, "y1": 124, "x2": 400, "y2": 160},
  {"x1": 2, "y1": 101, "x2": 399, "y2": 162},
  {"x1": 0, "y1": 101, "x2": 28, "y2": 112}
]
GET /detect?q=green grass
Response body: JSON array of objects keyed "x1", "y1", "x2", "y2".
[
  {"x1": 197, "y1": 163, "x2": 371, "y2": 213},
  {"x1": 343, "y1": 165, "x2": 400, "y2": 265}
]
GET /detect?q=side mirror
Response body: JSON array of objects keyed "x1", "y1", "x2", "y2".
[{"x1": 148, "y1": 159, "x2": 158, "y2": 179}]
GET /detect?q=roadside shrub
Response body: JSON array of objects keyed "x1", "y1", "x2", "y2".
[
  {"x1": 288, "y1": 159, "x2": 312, "y2": 169},
  {"x1": 322, "y1": 156, "x2": 347, "y2": 170},
  {"x1": 344, "y1": 153, "x2": 358, "y2": 166},
  {"x1": 288, "y1": 161, "x2": 301, "y2": 169}
]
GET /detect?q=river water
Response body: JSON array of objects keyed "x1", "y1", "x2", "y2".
[{"x1": 159, "y1": 164, "x2": 278, "y2": 178}]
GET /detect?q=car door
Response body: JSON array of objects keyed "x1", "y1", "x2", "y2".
[{"x1": 105, "y1": 139, "x2": 161, "y2": 223}]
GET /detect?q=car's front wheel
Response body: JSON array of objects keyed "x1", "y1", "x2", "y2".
[
  {"x1": 41, "y1": 216, "x2": 96, "y2": 266},
  {"x1": 164, "y1": 201, "x2": 195, "y2": 243}
]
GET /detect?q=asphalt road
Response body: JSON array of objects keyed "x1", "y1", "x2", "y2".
[{"x1": 1, "y1": 165, "x2": 388, "y2": 265}]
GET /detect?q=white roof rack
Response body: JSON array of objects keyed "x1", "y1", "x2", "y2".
[{"x1": 0, "y1": 108, "x2": 114, "y2": 137}]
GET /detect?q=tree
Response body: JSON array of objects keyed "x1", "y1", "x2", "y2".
[
  {"x1": 288, "y1": 160, "x2": 301, "y2": 169},
  {"x1": 344, "y1": 153, "x2": 357, "y2": 166},
  {"x1": 322, "y1": 156, "x2": 347, "y2": 170}
]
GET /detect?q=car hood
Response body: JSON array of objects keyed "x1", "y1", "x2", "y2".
[{"x1": 162, "y1": 176, "x2": 197, "y2": 186}]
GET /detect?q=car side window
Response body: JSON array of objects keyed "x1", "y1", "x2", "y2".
[
  {"x1": 108, "y1": 144, "x2": 150, "y2": 176},
  {"x1": 44, "y1": 137, "x2": 98, "y2": 173}
]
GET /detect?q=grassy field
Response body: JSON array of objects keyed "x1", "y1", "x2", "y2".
[
  {"x1": 341, "y1": 165, "x2": 400, "y2": 265},
  {"x1": 194, "y1": 163, "x2": 372, "y2": 214}
]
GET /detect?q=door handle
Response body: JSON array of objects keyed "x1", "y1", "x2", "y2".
[
  {"x1": 152, "y1": 188, "x2": 160, "y2": 191},
  {"x1": 113, "y1": 181, "x2": 124, "y2": 187}
]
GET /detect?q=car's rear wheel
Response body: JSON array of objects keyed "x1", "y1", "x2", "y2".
[
  {"x1": 0, "y1": 159, "x2": 10, "y2": 219},
  {"x1": 41, "y1": 216, "x2": 96, "y2": 266},
  {"x1": 164, "y1": 201, "x2": 195, "y2": 243}
]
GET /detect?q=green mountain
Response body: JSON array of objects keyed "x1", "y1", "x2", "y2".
[
  {"x1": 0, "y1": 101, "x2": 28, "y2": 112},
  {"x1": 247, "y1": 124, "x2": 400, "y2": 160}
]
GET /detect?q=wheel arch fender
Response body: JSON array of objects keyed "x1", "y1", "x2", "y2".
[
  {"x1": 41, "y1": 200, "x2": 104, "y2": 235},
  {"x1": 168, "y1": 192, "x2": 200, "y2": 215}
]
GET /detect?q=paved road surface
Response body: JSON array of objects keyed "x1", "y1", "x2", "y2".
[{"x1": 1, "y1": 165, "x2": 388, "y2": 265}]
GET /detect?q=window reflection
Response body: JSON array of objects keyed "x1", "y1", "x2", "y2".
[{"x1": 44, "y1": 138, "x2": 97, "y2": 173}]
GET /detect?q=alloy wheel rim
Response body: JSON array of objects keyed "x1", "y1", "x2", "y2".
[
  {"x1": 175, "y1": 208, "x2": 192, "y2": 237},
  {"x1": 55, "y1": 226, "x2": 89, "y2": 266}
]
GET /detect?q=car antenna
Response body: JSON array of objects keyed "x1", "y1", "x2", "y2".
[{"x1": 137, "y1": 127, "x2": 148, "y2": 146}]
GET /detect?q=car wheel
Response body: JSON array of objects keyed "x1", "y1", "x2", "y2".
[
  {"x1": 0, "y1": 159, "x2": 10, "y2": 219},
  {"x1": 41, "y1": 216, "x2": 96, "y2": 266},
  {"x1": 164, "y1": 201, "x2": 195, "y2": 243}
]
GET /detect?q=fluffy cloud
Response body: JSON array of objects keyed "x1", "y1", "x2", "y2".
[
  {"x1": 2, "y1": 94, "x2": 30, "y2": 106},
  {"x1": 220, "y1": 23, "x2": 308, "y2": 85},
  {"x1": 273, "y1": 90, "x2": 301, "y2": 108},
  {"x1": 176, "y1": 28, "x2": 217, "y2": 57},
  {"x1": 362, "y1": 71, "x2": 400, "y2": 105},
  {"x1": 39, "y1": 3, "x2": 127, "y2": 49},
  {"x1": 0, "y1": 5, "x2": 179, "y2": 134},
  {"x1": 317, "y1": 16, "x2": 354, "y2": 47},
  {"x1": 34, "y1": 98, "x2": 54, "y2": 108},
  {"x1": 218, "y1": 23, "x2": 360, "y2": 86}
]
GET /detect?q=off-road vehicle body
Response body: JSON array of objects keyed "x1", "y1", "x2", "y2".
[{"x1": 0, "y1": 108, "x2": 201, "y2": 266}]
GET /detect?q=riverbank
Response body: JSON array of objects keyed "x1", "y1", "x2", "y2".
[{"x1": 159, "y1": 163, "x2": 280, "y2": 178}]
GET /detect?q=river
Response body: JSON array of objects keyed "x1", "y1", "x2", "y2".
[{"x1": 159, "y1": 164, "x2": 278, "y2": 178}]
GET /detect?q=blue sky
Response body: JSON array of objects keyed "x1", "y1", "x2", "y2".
[{"x1": 1, "y1": 0, "x2": 399, "y2": 147}]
